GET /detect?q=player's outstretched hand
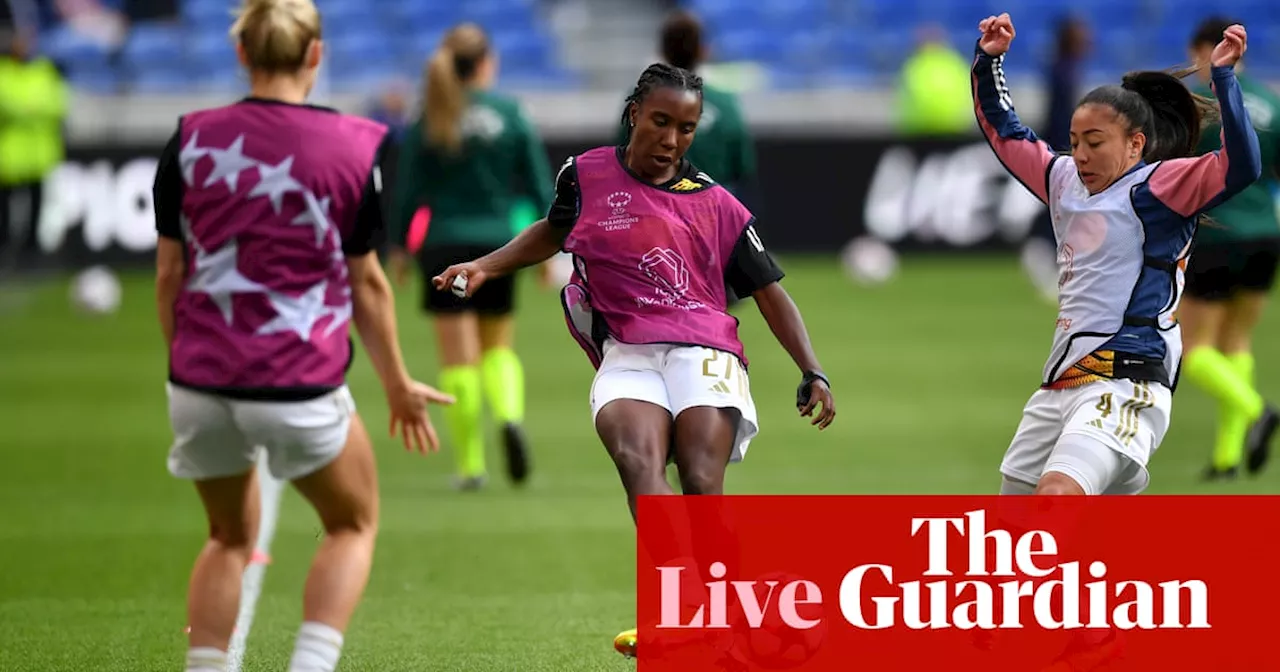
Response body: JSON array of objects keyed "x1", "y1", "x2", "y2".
[
  {"x1": 1211, "y1": 24, "x2": 1247, "y2": 68},
  {"x1": 978, "y1": 13, "x2": 1016, "y2": 57},
  {"x1": 432, "y1": 261, "x2": 489, "y2": 299},
  {"x1": 796, "y1": 373, "x2": 835, "y2": 430},
  {"x1": 388, "y1": 380, "x2": 455, "y2": 454}
]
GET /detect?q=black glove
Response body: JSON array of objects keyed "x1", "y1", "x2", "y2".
[{"x1": 796, "y1": 370, "x2": 830, "y2": 409}]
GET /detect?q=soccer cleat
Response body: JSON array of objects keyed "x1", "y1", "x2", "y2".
[
  {"x1": 451, "y1": 474, "x2": 488, "y2": 492},
  {"x1": 614, "y1": 628, "x2": 637, "y2": 658},
  {"x1": 1201, "y1": 463, "x2": 1240, "y2": 482},
  {"x1": 1245, "y1": 405, "x2": 1279, "y2": 475},
  {"x1": 502, "y1": 423, "x2": 531, "y2": 485}
]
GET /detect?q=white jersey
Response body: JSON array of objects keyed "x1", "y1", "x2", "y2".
[{"x1": 1043, "y1": 159, "x2": 1187, "y2": 387}]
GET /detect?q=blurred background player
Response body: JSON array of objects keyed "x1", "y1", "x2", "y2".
[
  {"x1": 974, "y1": 14, "x2": 1260, "y2": 497},
  {"x1": 1180, "y1": 16, "x2": 1280, "y2": 480},
  {"x1": 153, "y1": 1, "x2": 450, "y2": 670},
  {"x1": 0, "y1": 27, "x2": 67, "y2": 277},
  {"x1": 388, "y1": 23, "x2": 554, "y2": 491},
  {"x1": 619, "y1": 10, "x2": 757, "y2": 307},
  {"x1": 1020, "y1": 15, "x2": 1091, "y2": 301},
  {"x1": 895, "y1": 23, "x2": 972, "y2": 137},
  {"x1": 431, "y1": 63, "x2": 836, "y2": 657}
]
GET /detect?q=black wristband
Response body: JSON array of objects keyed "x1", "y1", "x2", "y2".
[
  {"x1": 796, "y1": 370, "x2": 829, "y2": 407},
  {"x1": 803, "y1": 370, "x2": 829, "y2": 389}
]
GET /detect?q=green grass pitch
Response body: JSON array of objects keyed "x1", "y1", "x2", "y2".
[{"x1": 0, "y1": 255, "x2": 1276, "y2": 670}]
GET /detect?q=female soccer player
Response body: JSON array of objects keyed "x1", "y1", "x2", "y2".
[
  {"x1": 387, "y1": 23, "x2": 554, "y2": 490},
  {"x1": 974, "y1": 13, "x2": 1262, "y2": 497},
  {"x1": 1179, "y1": 16, "x2": 1280, "y2": 480},
  {"x1": 433, "y1": 62, "x2": 836, "y2": 656},
  {"x1": 153, "y1": 1, "x2": 451, "y2": 670}
]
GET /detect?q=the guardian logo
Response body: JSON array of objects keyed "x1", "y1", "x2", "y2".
[{"x1": 657, "y1": 509, "x2": 1209, "y2": 633}]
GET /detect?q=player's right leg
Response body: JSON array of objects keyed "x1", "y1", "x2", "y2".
[
  {"x1": 166, "y1": 383, "x2": 261, "y2": 672},
  {"x1": 421, "y1": 244, "x2": 487, "y2": 489},
  {"x1": 228, "y1": 386, "x2": 372, "y2": 672},
  {"x1": 591, "y1": 340, "x2": 677, "y2": 659},
  {"x1": 476, "y1": 269, "x2": 530, "y2": 486}
]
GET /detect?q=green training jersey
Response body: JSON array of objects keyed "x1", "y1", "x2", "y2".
[
  {"x1": 615, "y1": 82, "x2": 756, "y2": 191},
  {"x1": 391, "y1": 89, "x2": 553, "y2": 248},
  {"x1": 1193, "y1": 73, "x2": 1280, "y2": 243}
]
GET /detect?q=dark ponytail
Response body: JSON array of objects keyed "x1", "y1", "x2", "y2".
[
  {"x1": 1079, "y1": 68, "x2": 1217, "y2": 163},
  {"x1": 1121, "y1": 70, "x2": 1217, "y2": 161}
]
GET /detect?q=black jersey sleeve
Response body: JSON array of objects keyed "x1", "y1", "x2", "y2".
[
  {"x1": 345, "y1": 133, "x2": 394, "y2": 256},
  {"x1": 724, "y1": 220, "x2": 785, "y2": 297},
  {"x1": 153, "y1": 124, "x2": 184, "y2": 241},
  {"x1": 546, "y1": 155, "x2": 581, "y2": 230}
]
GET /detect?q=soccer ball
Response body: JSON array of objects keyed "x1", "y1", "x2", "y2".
[
  {"x1": 70, "y1": 265, "x2": 122, "y2": 315},
  {"x1": 840, "y1": 236, "x2": 899, "y2": 286},
  {"x1": 727, "y1": 571, "x2": 828, "y2": 670}
]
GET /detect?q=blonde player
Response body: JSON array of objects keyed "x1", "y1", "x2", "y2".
[
  {"x1": 154, "y1": 2, "x2": 451, "y2": 671},
  {"x1": 973, "y1": 14, "x2": 1261, "y2": 496}
]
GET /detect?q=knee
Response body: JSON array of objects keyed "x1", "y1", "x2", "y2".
[
  {"x1": 609, "y1": 440, "x2": 666, "y2": 485},
  {"x1": 207, "y1": 520, "x2": 256, "y2": 557},
  {"x1": 324, "y1": 504, "x2": 378, "y2": 538},
  {"x1": 679, "y1": 465, "x2": 724, "y2": 495},
  {"x1": 1034, "y1": 471, "x2": 1087, "y2": 496}
]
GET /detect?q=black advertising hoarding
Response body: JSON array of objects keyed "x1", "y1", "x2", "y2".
[{"x1": 20, "y1": 134, "x2": 1045, "y2": 270}]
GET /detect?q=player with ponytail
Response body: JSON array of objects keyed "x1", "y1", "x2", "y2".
[
  {"x1": 388, "y1": 23, "x2": 555, "y2": 491},
  {"x1": 972, "y1": 13, "x2": 1263, "y2": 499}
]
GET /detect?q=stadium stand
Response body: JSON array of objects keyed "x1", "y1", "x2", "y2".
[
  {"x1": 37, "y1": 0, "x2": 581, "y2": 94},
  {"x1": 29, "y1": 0, "x2": 1280, "y2": 94}
]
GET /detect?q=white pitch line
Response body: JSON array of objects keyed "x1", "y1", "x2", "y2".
[{"x1": 228, "y1": 449, "x2": 286, "y2": 672}]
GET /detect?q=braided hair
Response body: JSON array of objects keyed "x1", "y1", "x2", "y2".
[{"x1": 620, "y1": 63, "x2": 704, "y2": 140}]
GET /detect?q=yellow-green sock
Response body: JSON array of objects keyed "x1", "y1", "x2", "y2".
[
  {"x1": 439, "y1": 366, "x2": 485, "y2": 477},
  {"x1": 1212, "y1": 352, "x2": 1258, "y2": 469},
  {"x1": 1184, "y1": 346, "x2": 1264, "y2": 417},
  {"x1": 480, "y1": 347, "x2": 525, "y2": 424}
]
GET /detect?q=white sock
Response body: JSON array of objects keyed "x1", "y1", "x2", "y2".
[
  {"x1": 186, "y1": 647, "x2": 227, "y2": 672},
  {"x1": 288, "y1": 621, "x2": 345, "y2": 672}
]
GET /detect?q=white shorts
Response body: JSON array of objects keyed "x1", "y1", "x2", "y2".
[
  {"x1": 589, "y1": 339, "x2": 760, "y2": 462},
  {"x1": 166, "y1": 383, "x2": 356, "y2": 482},
  {"x1": 1000, "y1": 378, "x2": 1172, "y2": 495}
]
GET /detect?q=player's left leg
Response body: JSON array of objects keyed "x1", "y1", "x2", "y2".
[
  {"x1": 167, "y1": 384, "x2": 260, "y2": 671},
  {"x1": 1038, "y1": 378, "x2": 1171, "y2": 496},
  {"x1": 476, "y1": 271, "x2": 529, "y2": 485}
]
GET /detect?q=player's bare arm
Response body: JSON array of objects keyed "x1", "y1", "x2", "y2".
[
  {"x1": 432, "y1": 218, "x2": 567, "y2": 297},
  {"x1": 155, "y1": 237, "x2": 185, "y2": 348},
  {"x1": 752, "y1": 282, "x2": 836, "y2": 428}
]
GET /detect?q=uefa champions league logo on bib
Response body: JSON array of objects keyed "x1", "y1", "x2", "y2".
[{"x1": 607, "y1": 191, "x2": 632, "y2": 216}]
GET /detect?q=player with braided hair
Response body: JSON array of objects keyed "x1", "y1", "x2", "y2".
[{"x1": 432, "y1": 63, "x2": 835, "y2": 658}]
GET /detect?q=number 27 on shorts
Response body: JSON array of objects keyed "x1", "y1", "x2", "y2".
[{"x1": 701, "y1": 349, "x2": 748, "y2": 398}]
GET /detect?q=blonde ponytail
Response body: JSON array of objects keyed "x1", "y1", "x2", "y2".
[
  {"x1": 424, "y1": 47, "x2": 466, "y2": 153},
  {"x1": 230, "y1": 0, "x2": 321, "y2": 73},
  {"x1": 420, "y1": 23, "x2": 491, "y2": 154}
]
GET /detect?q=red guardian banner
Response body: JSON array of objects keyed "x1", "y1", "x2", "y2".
[{"x1": 634, "y1": 495, "x2": 1280, "y2": 671}]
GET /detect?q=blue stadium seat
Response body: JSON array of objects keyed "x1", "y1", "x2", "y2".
[
  {"x1": 65, "y1": 63, "x2": 122, "y2": 95},
  {"x1": 39, "y1": 25, "x2": 113, "y2": 68},
  {"x1": 131, "y1": 66, "x2": 192, "y2": 93},
  {"x1": 121, "y1": 23, "x2": 186, "y2": 69}
]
